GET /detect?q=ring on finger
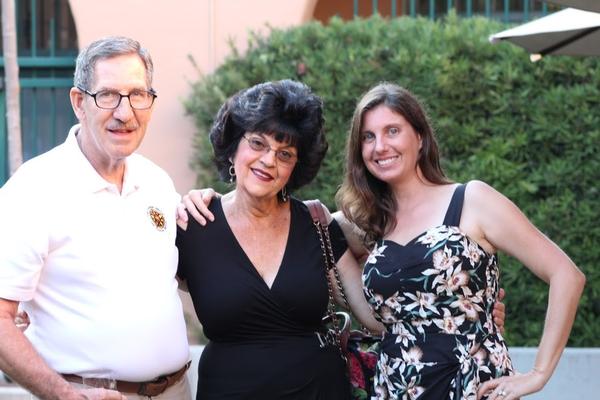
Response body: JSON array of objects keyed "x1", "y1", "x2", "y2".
[{"x1": 499, "y1": 389, "x2": 507, "y2": 396}]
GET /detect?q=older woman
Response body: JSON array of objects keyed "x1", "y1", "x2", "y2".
[
  {"x1": 176, "y1": 80, "x2": 382, "y2": 399},
  {"x1": 335, "y1": 83, "x2": 585, "y2": 400}
]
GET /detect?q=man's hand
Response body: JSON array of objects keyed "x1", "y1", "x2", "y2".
[
  {"x1": 78, "y1": 388, "x2": 127, "y2": 400},
  {"x1": 176, "y1": 188, "x2": 218, "y2": 226}
]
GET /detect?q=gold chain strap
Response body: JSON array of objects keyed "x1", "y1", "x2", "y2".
[
  {"x1": 320, "y1": 219, "x2": 351, "y2": 310},
  {"x1": 307, "y1": 199, "x2": 351, "y2": 360},
  {"x1": 313, "y1": 219, "x2": 344, "y2": 356}
]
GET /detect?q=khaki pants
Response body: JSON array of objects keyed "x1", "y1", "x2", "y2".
[{"x1": 31, "y1": 375, "x2": 192, "y2": 400}]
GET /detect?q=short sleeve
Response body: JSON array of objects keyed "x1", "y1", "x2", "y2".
[
  {"x1": 327, "y1": 218, "x2": 348, "y2": 263},
  {"x1": 0, "y1": 168, "x2": 47, "y2": 301},
  {"x1": 176, "y1": 201, "x2": 218, "y2": 282},
  {"x1": 175, "y1": 221, "x2": 191, "y2": 282}
]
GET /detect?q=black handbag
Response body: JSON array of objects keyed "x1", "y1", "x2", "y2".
[{"x1": 306, "y1": 200, "x2": 379, "y2": 400}]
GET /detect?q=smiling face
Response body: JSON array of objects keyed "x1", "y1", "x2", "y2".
[
  {"x1": 70, "y1": 53, "x2": 154, "y2": 174},
  {"x1": 360, "y1": 104, "x2": 422, "y2": 185},
  {"x1": 233, "y1": 132, "x2": 298, "y2": 201}
]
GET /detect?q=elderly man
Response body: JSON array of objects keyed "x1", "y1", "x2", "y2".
[{"x1": 0, "y1": 36, "x2": 191, "y2": 400}]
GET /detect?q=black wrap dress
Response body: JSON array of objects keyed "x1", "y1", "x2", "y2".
[{"x1": 177, "y1": 197, "x2": 350, "y2": 399}]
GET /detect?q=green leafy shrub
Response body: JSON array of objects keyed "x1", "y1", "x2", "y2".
[{"x1": 184, "y1": 14, "x2": 600, "y2": 346}]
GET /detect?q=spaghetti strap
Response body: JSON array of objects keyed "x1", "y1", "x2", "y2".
[{"x1": 442, "y1": 183, "x2": 466, "y2": 227}]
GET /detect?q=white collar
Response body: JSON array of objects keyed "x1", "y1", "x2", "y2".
[{"x1": 65, "y1": 124, "x2": 141, "y2": 196}]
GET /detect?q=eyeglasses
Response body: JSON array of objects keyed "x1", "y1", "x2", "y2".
[
  {"x1": 77, "y1": 86, "x2": 157, "y2": 110},
  {"x1": 242, "y1": 135, "x2": 298, "y2": 164}
]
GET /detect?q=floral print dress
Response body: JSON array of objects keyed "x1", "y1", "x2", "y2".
[{"x1": 363, "y1": 184, "x2": 513, "y2": 400}]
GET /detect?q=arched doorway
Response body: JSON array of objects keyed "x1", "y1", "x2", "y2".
[{"x1": 0, "y1": 0, "x2": 78, "y2": 184}]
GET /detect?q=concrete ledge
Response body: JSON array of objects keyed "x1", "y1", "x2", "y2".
[
  {"x1": 2, "y1": 347, "x2": 598, "y2": 399},
  {"x1": 509, "y1": 347, "x2": 600, "y2": 399}
]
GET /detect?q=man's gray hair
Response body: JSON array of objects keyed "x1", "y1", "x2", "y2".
[{"x1": 74, "y1": 36, "x2": 154, "y2": 90}]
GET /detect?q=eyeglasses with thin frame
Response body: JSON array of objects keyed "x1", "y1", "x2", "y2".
[
  {"x1": 77, "y1": 86, "x2": 157, "y2": 110},
  {"x1": 242, "y1": 135, "x2": 298, "y2": 164}
]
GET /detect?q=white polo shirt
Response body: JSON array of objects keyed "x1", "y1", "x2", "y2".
[{"x1": 0, "y1": 125, "x2": 189, "y2": 381}]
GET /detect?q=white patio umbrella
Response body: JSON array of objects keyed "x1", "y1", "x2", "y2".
[
  {"x1": 545, "y1": 0, "x2": 600, "y2": 13},
  {"x1": 489, "y1": 8, "x2": 600, "y2": 61}
]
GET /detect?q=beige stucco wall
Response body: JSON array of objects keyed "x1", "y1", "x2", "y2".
[{"x1": 68, "y1": 0, "x2": 316, "y2": 194}]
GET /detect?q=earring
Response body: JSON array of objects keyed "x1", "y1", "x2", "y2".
[
  {"x1": 281, "y1": 186, "x2": 289, "y2": 202},
  {"x1": 229, "y1": 164, "x2": 235, "y2": 183}
]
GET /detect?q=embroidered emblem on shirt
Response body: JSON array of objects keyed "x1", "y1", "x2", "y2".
[{"x1": 148, "y1": 206, "x2": 166, "y2": 231}]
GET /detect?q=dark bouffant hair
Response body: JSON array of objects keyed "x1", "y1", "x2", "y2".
[{"x1": 209, "y1": 79, "x2": 327, "y2": 194}]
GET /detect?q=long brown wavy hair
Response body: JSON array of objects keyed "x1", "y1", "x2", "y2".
[{"x1": 335, "y1": 83, "x2": 450, "y2": 246}]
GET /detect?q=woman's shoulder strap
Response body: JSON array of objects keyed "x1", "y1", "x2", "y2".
[
  {"x1": 305, "y1": 199, "x2": 329, "y2": 226},
  {"x1": 442, "y1": 183, "x2": 467, "y2": 227}
]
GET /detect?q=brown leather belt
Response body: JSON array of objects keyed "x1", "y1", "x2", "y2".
[{"x1": 62, "y1": 361, "x2": 190, "y2": 397}]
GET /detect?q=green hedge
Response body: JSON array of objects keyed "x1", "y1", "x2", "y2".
[{"x1": 184, "y1": 14, "x2": 600, "y2": 346}]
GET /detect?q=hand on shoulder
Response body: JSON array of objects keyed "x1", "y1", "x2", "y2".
[{"x1": 176, "y1": 188, "x2": 219, "y2": 230}]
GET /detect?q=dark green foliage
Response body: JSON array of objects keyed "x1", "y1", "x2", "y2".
[{"x1": 184, "y1": 14, "x2": 600, "y2": 346}]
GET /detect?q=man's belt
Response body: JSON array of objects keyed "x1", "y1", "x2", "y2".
[{"x1": 62, "y1": 361, "x2": 191, "y2": 397}]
